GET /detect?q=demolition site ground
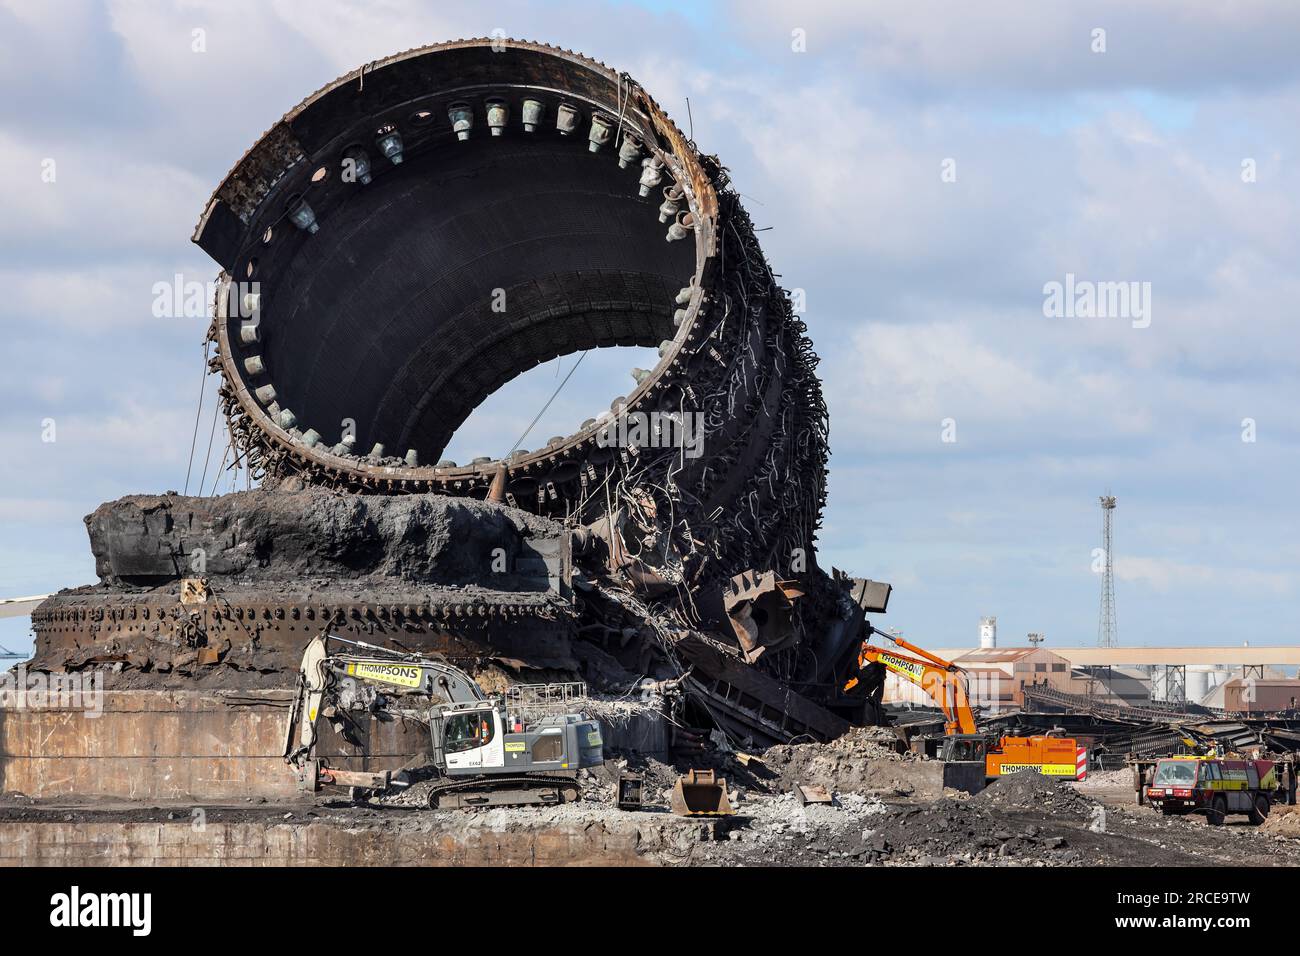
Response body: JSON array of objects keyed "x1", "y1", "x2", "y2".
[{"x1": 4, "y1": 736, "x2": 1299, "y2": 867}]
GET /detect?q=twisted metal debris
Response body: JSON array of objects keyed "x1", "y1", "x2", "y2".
[{"x1": 33, "y1": 39, "x2": 876, "y2": 747}]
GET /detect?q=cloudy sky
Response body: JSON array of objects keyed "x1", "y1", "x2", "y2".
[{"x1": 1, "y1": 0, "x2": 1298, "y2": 657}]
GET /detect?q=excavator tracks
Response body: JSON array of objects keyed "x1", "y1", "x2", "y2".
[{"x1": 426, "y1": 774, "x2": 581, "y2": 810}]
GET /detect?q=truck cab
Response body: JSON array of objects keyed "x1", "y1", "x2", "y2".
[
  {"x1": 1146, "y1": 756, "x2": 1278, "y2": 825},
  {"x1": 1146, "y1": 757, "x2": 1200, "y2": 813}
]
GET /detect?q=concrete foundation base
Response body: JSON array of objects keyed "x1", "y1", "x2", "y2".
[
  {"x1": 0, "y1": 690, "x2": 301, "y2": 801},
  {"x1": 0, "y1": 810, "x2": 705, "y2": 866},
  {"x1": 0, "y1": 690, "x2": 672, "y2": 803}
]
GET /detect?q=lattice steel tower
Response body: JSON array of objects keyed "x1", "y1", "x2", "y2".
[{"x1": 1097, "y1": 495, "x2": 1118, "y2": 647}]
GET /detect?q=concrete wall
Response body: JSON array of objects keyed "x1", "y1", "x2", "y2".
[
  {"x1": 0, "y1": 690, "x2": 668, "y2": 802},
  {"x1": 0, "y1": 816, "x2": 691, "y2": 866},
  {"x1": 0, "y1": 690, "x2": 301, "y2": 801}
]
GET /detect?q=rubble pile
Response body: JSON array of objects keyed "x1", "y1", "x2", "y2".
[
  {"x1": 1072, "y1": 768, "x2": 1132, "y2": 793},
  {"x1": 687, "y1": 789, "x2": 1087, "y2": 867},
  {"x1": 866, "y1": 798, "x2": 1087, "y2": 865},
  {"x1": 759, "y1": 726, "x2": 914, "y2": 794},
  {"x1": 693, "y1": 765, "x2": 1111, "y2": 866},
  {"x1": 1260, "y1": 805, "x2": 1300, "y2": 838},
  {"x1": 972, "y1": 771, "x2": 1102, "y2": 821}
]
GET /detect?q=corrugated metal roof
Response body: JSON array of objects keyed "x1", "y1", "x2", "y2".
[
  {"x1": 923, "y1": 647, "x2": 1300, "y2": 666},
  {"x1": 1222, "y1": 677, "x2": 1300, "y2": 687},
  {"x1": 953, "y1": 647, "x2": 1052, "y2": 663}
]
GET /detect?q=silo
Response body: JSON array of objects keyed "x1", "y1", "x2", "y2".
[
  {"x1": 979, "y1": 616, "x2": 997, "y2": 649},
  {"x1": 1187, "y1": 666, "x2": 1213, "y2": 704}
]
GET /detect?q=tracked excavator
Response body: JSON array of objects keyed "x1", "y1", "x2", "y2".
[
  {"x1": 286, "y1": 635, "x2": 604, "y2": 808},
  {"x1": 845, "y1": 624, "x2": 1085, "y2": 780}
]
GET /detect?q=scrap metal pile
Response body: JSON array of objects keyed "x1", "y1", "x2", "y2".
[
  {"x1": 30, "y1": 39, "x2": 889, "y2": 748},
  {"x1": 979, "y1": 685, "x2": 1300, "y2": 768}
]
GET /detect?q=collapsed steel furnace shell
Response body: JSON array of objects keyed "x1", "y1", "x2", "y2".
[
  {"x1": 33, "y1": 40, "x2": 881, "y2": 748},
  {"x1": 194, "y1": 39, "x2": 829, "y2": 585}
]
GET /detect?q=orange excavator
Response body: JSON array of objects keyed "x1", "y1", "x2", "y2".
[{"x1": 845, "y1": 625, "x2": 1085, "y2": 780}]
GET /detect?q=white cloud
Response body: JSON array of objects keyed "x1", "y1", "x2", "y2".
[
  {"x1": 1117, "y1": 555, "x2": 1295, "y2": 596},
  {"x1": 0, "y1": 263, "x2": 215, "y2": 332},
  {"x1": 733, "y1": 0, "x2": 1300, "y2": 94},
  {"x1": 0, "y1": 130, "x2": 209, "y2": 255},
  {"x1": 825, "y1": 320, "x2": 1151, "y2": 454}
]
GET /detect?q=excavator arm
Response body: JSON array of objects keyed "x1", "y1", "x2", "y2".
[
  {"x1": 289, "y1": 634, "x2": 484, "y2": 757},
  {"x1": 285, "y1": 634, "x2": 604, "y2": 808},
  {"x1": 844, "y1": 625, "x2": 978, "y2": 736},
  {"x1": 842, "y1": 626, "x2": 1087, "y2": 779}
]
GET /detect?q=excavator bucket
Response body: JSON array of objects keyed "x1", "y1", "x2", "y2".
[
  {"x1": 670, "y1": 769, "x2": 734, "y2": 816},
  {"x1": 723, "y1": 570, "x2": 803, "y2": 664}
]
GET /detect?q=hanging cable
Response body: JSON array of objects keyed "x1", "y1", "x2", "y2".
[
  {"x1": 197, "y1": 386, "x2": 221, "y2": 496},
  {"x1": 508, "y1": 351, "x2": 587, "y2": 457},
  {"x1": 183, "y1": 341, "x2": 210, "y2": 495},
  {"x1": 209, "y1": 438, "x2": 231, "y2": 497}
]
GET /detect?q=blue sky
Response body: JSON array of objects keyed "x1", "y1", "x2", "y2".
[{"x1": 1, "y1": 0, "x2": 1298, "y2": 657}]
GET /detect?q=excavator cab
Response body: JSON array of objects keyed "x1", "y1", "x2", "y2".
[
  {"x1": 430, "y1": 703, "x2": 506, "y2": 772},
  {"x1": 940, "y1": 734, "x2": 990, "y2": 763}
]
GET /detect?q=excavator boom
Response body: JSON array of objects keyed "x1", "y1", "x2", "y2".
[
  {"x1": 847, "y1": 642, "x2": 978, "y2": 735},
  {"x1": 843, "y1": 623, "x2": 1086, "y2": 781},
  {"x1": 291, "y1": 635, "x2": 484, "y2": 752}
]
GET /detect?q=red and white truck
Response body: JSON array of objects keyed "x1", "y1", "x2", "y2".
[{"x1": 1144, "y1": 754, "x2": 1297, "y2": 825}]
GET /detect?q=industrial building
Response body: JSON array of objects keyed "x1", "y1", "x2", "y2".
[
  {"x1": 885, "y1": 615, "x2": 1300, "y2": 715},
  {"x1": 884, "y1": 645, "x2": 1085, "y2": 710}
]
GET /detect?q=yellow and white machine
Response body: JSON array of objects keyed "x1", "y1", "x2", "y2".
[{"x1": 286, "y1": 635, "x2": 604, "y2": 808}]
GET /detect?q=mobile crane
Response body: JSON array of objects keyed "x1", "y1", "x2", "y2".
[
  {"x1": 844, "y1": 624, "x2": 1085, "y2": 779},
  {"x1": 285, "y1": 635, "x2": 605, "y2": 808}
]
